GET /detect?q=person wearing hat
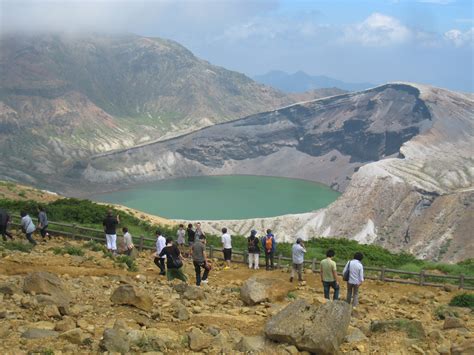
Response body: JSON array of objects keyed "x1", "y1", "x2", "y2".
[
  {"x1": 247, "y1": 230, "x2": 260, "y2": 269},
  {"x1": 290, "y1": 238, "x2": 306, "y2": 283}
]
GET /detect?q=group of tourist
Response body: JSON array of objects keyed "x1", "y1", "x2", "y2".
[
  {"x1": 0, "y1": 207, "x2": 50, "y2": 245},
  {"x1": 0, "y1": 207, "x2": 364, "y2": 307}
]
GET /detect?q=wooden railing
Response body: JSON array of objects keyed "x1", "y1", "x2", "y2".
[{"x1": 9, "y1": 216, "x2": 473, "y2": 290}]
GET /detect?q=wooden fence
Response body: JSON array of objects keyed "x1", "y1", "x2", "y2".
[{"x1": 9, "y1": 216, "x2": 474, "y2": 290}]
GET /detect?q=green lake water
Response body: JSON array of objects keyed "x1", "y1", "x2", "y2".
[{"x1": 95, "y1": 175, "x2": 340, "y2": 220}]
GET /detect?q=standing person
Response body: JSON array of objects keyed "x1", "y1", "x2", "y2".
[
  {"x1": 177, "y1": 224, "x2": 186, "y2": 255},
  {"x1": 186, "y1": 223, "x2": 195, "y2": 257},
  {"x1": 154, "y1": 230, "x2": 167, "y2": 276},
  {"x1": 159, "y1": 237, "x2": 187, "y2": 282},
  {"x1": 320, "y1": 249, "x2": 340, "y2": 300},
  {"x1": 343, "y1": 252, "x2": 364, "y2": 308},
  {"x1": 290, "y1": 238, "x2": 306, "y2": 282},
  {"x1": 195, "y1": 222, "x2": 205, "y2": 240},
  {"x1": 122, "y1": 227, "x2": 134, "y2": 256},
  {"x1": 0, "y1": 208, "x2": 13, "y2": 241},
  {"x1": 103, "y1": 210, "x2": 120, "y2": 255},
  {"x1": 221, "y1": 227, "x2": 232, "y2": 270},
  {"x1": 261, "y1": 229, "x2": 276, "y2": 270},
  {"x1": 20, "y1": 211, "x2": 36, "y2": 245},
  {"x1": 247, "y1": 230, "x2": 260, "y2": 269},
  {"x1": 37, "y1": 206, "x2": 50, "y2": 241},
  {"x1": 192, "y1": 235, "x2": 211, "y2": 286}
]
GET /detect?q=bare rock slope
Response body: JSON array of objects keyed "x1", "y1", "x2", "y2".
[{"x1": 81, "y1": 83, "x2": 473, "y2": 262}]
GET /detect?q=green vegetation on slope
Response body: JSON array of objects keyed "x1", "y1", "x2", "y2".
[{"x1": 1, "y1": 197, "x2": 473, "y2": 283}]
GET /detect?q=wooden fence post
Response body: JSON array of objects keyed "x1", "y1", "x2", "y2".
[
  {"x1": 419, "y1": 270, "x2": 425, "y2": 286},
  {"x1": 311, "y1": 258, "x2": 316, "y2": 273},
  {"x1": 139, "y1": 235, "x2": 144, "y2": 252},
  {"x1": 380, "y1": 266, "x2": 386, "y2": 281},
  {"x1": 243, "y1": 250, "x2": 248, "y2": 264},
  {"x1": 459, "y1": 274, "x2": 465, "y2": 289},
  {"x1": 278, "y1": 253, "x2": 282, "y2": 269},
  {"x1": 209, "y1": 245, "x2": 214, "y2": 259},
  {"x1": 71, "y1": 224, "x2": 76, "y2": 240}
]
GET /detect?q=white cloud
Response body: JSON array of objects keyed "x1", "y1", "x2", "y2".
[
  {"x1": 444, "y1": 28, "x2": 474, "y2": 47},
  {"x1": 343, "y1": 13, "x2": 412, "y2": 46}
]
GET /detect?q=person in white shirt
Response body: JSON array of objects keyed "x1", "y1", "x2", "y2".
[
  {"x1": 122, "y1": 227, "x2": 134, "y2": 256},
  {"x1": 290, "y1": 238, "x2": 306, "y2": 283},
  {"x1": 154, "y1": 230, "x2": 167, "y2": 276},
  {"x1": 342, "y1": 252, "x2": 365, "y2": 307},
  {"x1": 176, "y1": 224, "x2": 186, "y2": 255},
  {"x1": 221, "y1": 227, "x2": 232, "y2": 269}
]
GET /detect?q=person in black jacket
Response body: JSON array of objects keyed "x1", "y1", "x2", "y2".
[
  {"x1": 0, "y1": 208, "x2": 13, "y2": 241},
  {"x1": 159, "y1": 237, "x2": 187, "y2": 282},
  {"x1": 247, "y1": 230, "x2": 260, "y2": 269},
  {"x1": 103, "y1": 210, "x2": 120, "y2": 255}
]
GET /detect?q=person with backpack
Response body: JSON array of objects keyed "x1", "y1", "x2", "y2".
[
  {"x1": 37, "y1": 206, "x2": 50, "y2": 241},
  {"x1": 20, "y1": 211, "x2": 37, "y2": 245},
  {"x1": 290, "y1": 238, "x2": 306, "y2": 282},
  {"x1": 103, "y1": 210, "x2": 120, "y2": 255},
  {"x1": 154, "y1": 230, "x2": 167, "y2": 276},
  {"x1": 320, "y1": 249, "x2": 340, "y2": 300},
  {"x1": 159, "y1": 237, "x2": 187, "y2": 282},
  {"x1": 221, "y1": 227, "x2": 232, "y2": 270},
  {"x1": 0, "y1": 208, "x2": 13, "y2": 241},
  {"x1": 343, "y1": 252, "x2": 364, "y2": 308},
  {"x1": 247, "y1": 230, "x2": 260, "y2": 269},
  {"x1": 261, "y1": 229, "x2": 276, "y2": 270},
  {"x1": 192, "y1": 234, "x2": 211, "y2": 286}
]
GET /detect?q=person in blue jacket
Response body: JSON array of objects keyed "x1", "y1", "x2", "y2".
[{"x1": 261, "y1": 229, "x2": 276, "y2": 270}]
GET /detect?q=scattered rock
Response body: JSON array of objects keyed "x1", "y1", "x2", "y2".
[
  {"x1": 43, "y1": 304, "x2": 61, "y2": 318},
  {"x1": 23, "y1": 272, "x2": 71, "y2": 301},
  {"x1": 0, "y1": 324, "x2": 11, "y2": 339},
  {"x1": 110, "y1": 284, "x2": 153, "y2": 312},
  {"x1": 443, "y1": 285, "x2": 457, "y2": 292},
  {"x1": 55, "y1": 317, "x2": 76, "y2": 332},
  {"x1": 345, "y1": 327, "x2": 368, "y2": 343},
  {"x1": 407, "y1": 296, "x2": 421, "y2": 304},
  {"x1": 188, "y1": 327, "x2": 212, "y2": 351},
  {"x1": 21, "y1": 328, "x2": 58, "y2": 339},
  {"x1": 443, "y1": 317, "x2": 465, "y2": 330},
  {"x1": 173, "y1": 302, "x2": 190, "y2": 321},
  {"x1": 451, "y1": 338, "x2": 474, "y2": 355},
  {"x1": 265, "y1": 299, "x2": 351, "y2": 354},
  {"x1": 238, "y1": 336, "x2": 266, "y2": 352},
  {"x1": 182, "y1": 285, "x2": 205, "y2": 301},
  {"x1": 100, "y1": 321, "x2": 130, "y2": 353},
  {"x1": 240, "y1": 277, "x2": 269, "y2": 305},
  {"x1": 0, "y1": 283, "x2": 19, "y2": 295},
  {"x1": 59, "y1": 328, "x2": 83, "y2": 344}
]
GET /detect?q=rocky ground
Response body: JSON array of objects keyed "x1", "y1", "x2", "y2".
[{"x1": 0, "y1": 235, "x2": 472, "y2": 354}]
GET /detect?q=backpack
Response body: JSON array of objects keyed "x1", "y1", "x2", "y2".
[
  {"x1": 343, "y1": 261, "x2": 351, "y2": 281},
  {"x1": 265, "y1": 236, "x2": 273, "y2": 252}
]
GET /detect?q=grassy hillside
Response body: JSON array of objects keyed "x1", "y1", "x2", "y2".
[{"x1": 1, "y1": 197, "x2": 472, "y2": 283}]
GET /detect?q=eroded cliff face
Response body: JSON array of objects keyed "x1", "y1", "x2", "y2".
[{"x1": 197, "y1": 84, "x2": 474, "y2": 263}]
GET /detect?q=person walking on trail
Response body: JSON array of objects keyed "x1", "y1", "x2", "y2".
[
  {"x1": 192, "y1": 235, "x2": 211, "y2": 286},
  {"x1": 103, "y1": 210, "x2": 120, "y2": 255},
  {"x1": 261, "y1": 229, "x2": 276, "y2": 270},
  {"x1": 122, "y1": 227, "x2": 134, "y2": 257},
  {"x1": 247, "y1": 230, "x2": 260, "y2": 269},
  {"x1": 177, "y1": 224, "x2": 186, "y2": 255},
  {"x1": 0, "y1": 208, "x2": 13, "y2": 241},
  {"x1": 290, "y1": 238, "x2": 306, "y2": 283},
  {"x1": 343, "y1": 252, "x2": 364, "y2": 308},
  {"x1": 20, "y1": 211, "x2": 37, "y2": 245},
  {"x1": 186, "y1": 223, "x2": 195, "y2": 257},
  {"x1": 221, "y1": 227, "x2": 232, "y2": 269},
  {"x1": 320, "y1": 249, "x2": 340, "y2": 300},
  {"x1": 195, "y1": 222, "x2": 205, "y2": 240},
  {"x1": 37, "y1": 206, "x2": 50, "y2": 241},
  {"x1": 159, "y1": 237, "x2": 187, "y2": 282},
  {"x1": 154, "y1": 230, "x2": 167, "y2": 276}
]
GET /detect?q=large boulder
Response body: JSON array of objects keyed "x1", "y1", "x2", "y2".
[
  {"x1": 110, "y1": 284, "x2": 153, "y2": 312},
  {"x1": 100, "y1": 320, "x2": 130, "y2": 353},
  {"x1": 240, "y1": 277, "x2": 269, "y2": 305},
  {"x1": 265, "y1": 299, "x2": 351, "y2": 354},
  {"x1": 188, "y1": 327, "x2": 212, "y2": 351},
  {"x1": 182, "y1": 285, "x2": 205, "y2": 301},
  {"x1": 23, "y1": 272, "x2": 71, "y2": 315}
]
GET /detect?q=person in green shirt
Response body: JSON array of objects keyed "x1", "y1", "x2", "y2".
[{"x1": 320, "y1": 249, "x2": 339, "y2": 300}]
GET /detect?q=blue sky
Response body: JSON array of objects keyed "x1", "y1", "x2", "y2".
[{"x1": 2, "y1": 0, "x2": 473, "y2": 91}]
